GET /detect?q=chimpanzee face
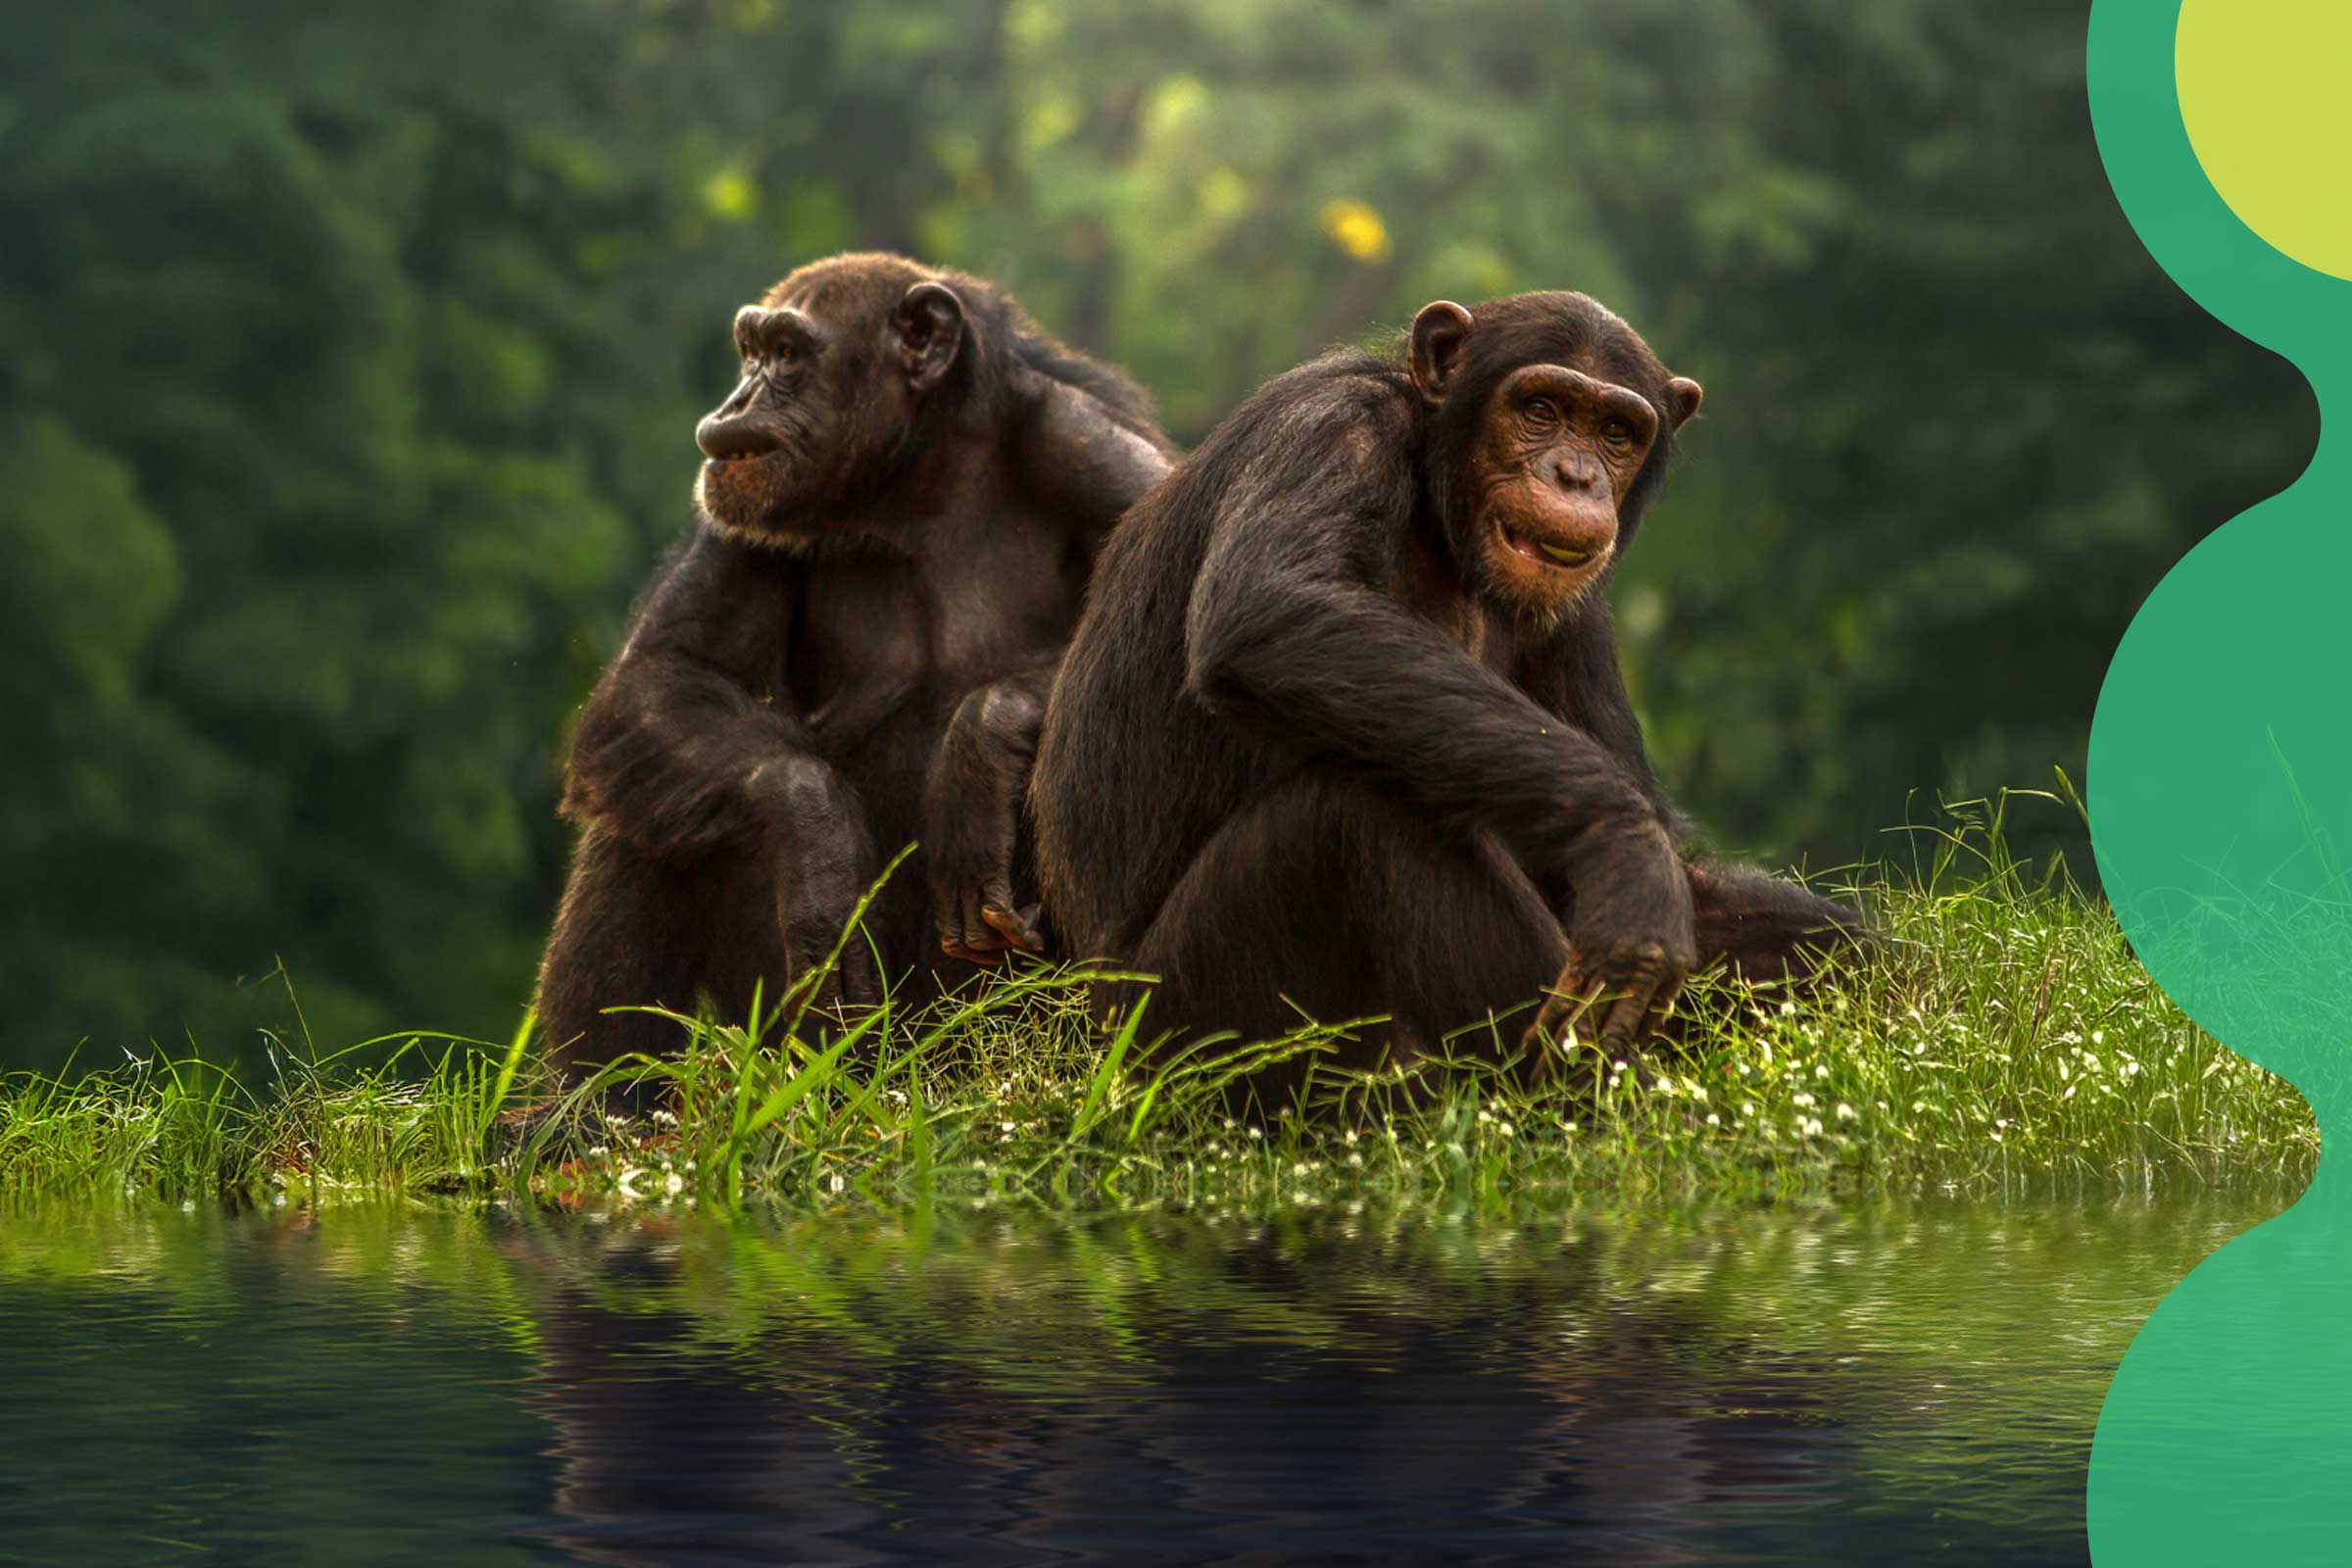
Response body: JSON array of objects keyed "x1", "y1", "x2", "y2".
[
  {"x1": 692, "y1": 265, "x2": 965, "y2": 545},
  {"x1": 1466, "y1": 361, "x2": 1663, "y2": 615},
  {"x1": 1410, "y1": 297, "x2": 1701, "y2": 625}
]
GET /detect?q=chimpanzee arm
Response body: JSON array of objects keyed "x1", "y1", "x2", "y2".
[
  {"x1": 564, "y1": 532, "x2": 820, "y2": 850},
  {"x1": 1518, "y1": 606, "x2": 1692, "y2": 843},
  {"x1": 561, "y1": 529, "x2": 879, "y2": 1001},
  {"x1": 924, "y1": 665, "x2": 1053, "y2": 960},
  {"x1": 1013, "y1": 374, "x2": 1177, "y2": 556},
  {"x1": 918, "y1": 374, "x2": 1174, "y2": 961},
  {"x1": 1180, "y1": 393, "x2": 1692, "y2": 1043},
  {"x1": 1520, "y1": 612, "x2": 1872, "y2": 981}
]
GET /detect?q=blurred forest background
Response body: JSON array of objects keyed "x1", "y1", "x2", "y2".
[{"x1": 0, "y1": 0, "x2": 2312, "y2": 1070}]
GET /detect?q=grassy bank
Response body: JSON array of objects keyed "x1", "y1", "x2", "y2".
[{"x1": 0, "y1": 808, "x2": 2318, "y2": 1206}]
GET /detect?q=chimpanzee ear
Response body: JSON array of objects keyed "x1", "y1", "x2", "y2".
[
  {"x1": 1408, "y1": 301, "x2": 1475, "y2": 406},
  {"x1": 1665, "y1": 376, "x2": 1704, "y2": 429},
  {"x1": 895, "y1": 281, "x2": 966, "y2": 393}
]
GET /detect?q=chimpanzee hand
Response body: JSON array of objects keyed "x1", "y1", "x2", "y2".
[
  {"x1": 1524, "y1": 821, "x2": 1696, "y2": 1062},
  {"x1": 926, "y1": 674, "x2": 1052, "y2": 964},
  {"x1": 932, "y1": 849, "x2": 1046, "y2": 966},
  {"x1": 925, "y1": 791, "x2": 1046, "y2": 962}
]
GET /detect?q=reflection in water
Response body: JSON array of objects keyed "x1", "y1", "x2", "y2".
[{"x1": 0, "y1": 1191, "x2": 2285, "y2": 1564}]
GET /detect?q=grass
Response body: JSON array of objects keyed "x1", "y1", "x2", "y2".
[{"x1": 0, "y1": 797, "x2": 2319, "y2": 1207}]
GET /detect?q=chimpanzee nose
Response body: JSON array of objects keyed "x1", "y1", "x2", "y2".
[{"x1": 1553, "y1": 456, "x2": 1602, "y2": 494}]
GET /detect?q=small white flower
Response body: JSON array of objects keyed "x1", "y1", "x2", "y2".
[
  {"x1": 1704, "y1": 1112, "x2": 1721, "y2": 1127},
  {"x1": 1836, "y1": 1102, "x2": 1857, "y2": 1122},
  {"x1": 827, "y1": 1173, "x2": 846, "y2": 1193}
]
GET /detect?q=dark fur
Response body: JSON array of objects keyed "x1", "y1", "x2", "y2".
[
  {"x1": 1032, "y1": 291, "x2": 1864, "y2": 1094},
  {"x1": 537, "y1": 253, "x2": 1172, "y2": 1082}
]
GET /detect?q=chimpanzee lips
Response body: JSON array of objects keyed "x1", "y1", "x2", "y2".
[{"x1": 1500, "y1": 524, "x2": 1596, "y2": 571}]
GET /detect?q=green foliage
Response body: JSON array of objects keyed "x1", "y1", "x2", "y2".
[{"x1": 0, "y1": 1, "x2": 2309, "y2": 1065}]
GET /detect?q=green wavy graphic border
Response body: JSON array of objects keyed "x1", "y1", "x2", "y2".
[{"x1": 2086, "y1": 3, "x2": 2352, "y2": 1561}]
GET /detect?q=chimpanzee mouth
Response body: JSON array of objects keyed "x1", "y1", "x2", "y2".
[{"x1": 1499, "y1": 524, "x2": 1597, "y2": 572}]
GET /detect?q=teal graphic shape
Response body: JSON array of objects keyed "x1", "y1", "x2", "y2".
[{"x1": 2086, "y1": 3, "x2": 2352, "y2": 1562}]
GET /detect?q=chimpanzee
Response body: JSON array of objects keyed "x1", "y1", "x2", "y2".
[
  {"x1": 1029, "y1": 291, "x2": 1865, "y2": 1086},
  {"x1": 535, "y1": 253, "x2": 1173, "y2": 1082}
]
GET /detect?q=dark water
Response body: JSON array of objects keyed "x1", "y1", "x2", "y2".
[{"x1": 0, "y1": 1191, "x2": 2281, "y2": 1565}]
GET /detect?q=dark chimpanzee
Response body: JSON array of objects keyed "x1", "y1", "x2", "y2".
[
  {"x1": 1030, "y1": 291, "x2": 1865, "y2": 1086},
  {"x1": 536, "y1": 253, "x2": 1173, "y2": 1083}
]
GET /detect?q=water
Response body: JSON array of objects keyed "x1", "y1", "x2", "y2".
[{"x1": 0, "y1": 1191, "x2": 2282, "y2": 1565}]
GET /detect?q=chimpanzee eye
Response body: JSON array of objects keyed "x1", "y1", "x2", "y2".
[
  {"x1": 1600, "y1": 416, "x2": 1634, "y2": 446},
  {"x1": 1524, "y1": 397, "x2": 1560, "y2": 426}
]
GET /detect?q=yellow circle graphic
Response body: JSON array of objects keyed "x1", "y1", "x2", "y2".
[{"x1": 2177, "y1": 1, "x2": 2352, "y2": 280}]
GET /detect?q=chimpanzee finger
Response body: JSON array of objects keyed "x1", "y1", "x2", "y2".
[
  {"x1": 957, "y1": 887, "x2": 1006, "y2": 961},
  {"x1": 1525, "y1": 956, "x2": 1603, "y2": 1062},
  {"x1": 1592, "y1": 985, "x2": 1655, "y2": 1057},
  {"x1": 935, "y1": 885, "x2": 990, "y2": 961},
  {"x1": 1525, "y1": 987, "x2": 1580, "y2": 1055},
  {"x1": 1638, "y1": 971, "x2": 1687, "y2": 1042},
  {"x1": 980, "y1": 897, "x2": 1044, "y2": 955}
]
